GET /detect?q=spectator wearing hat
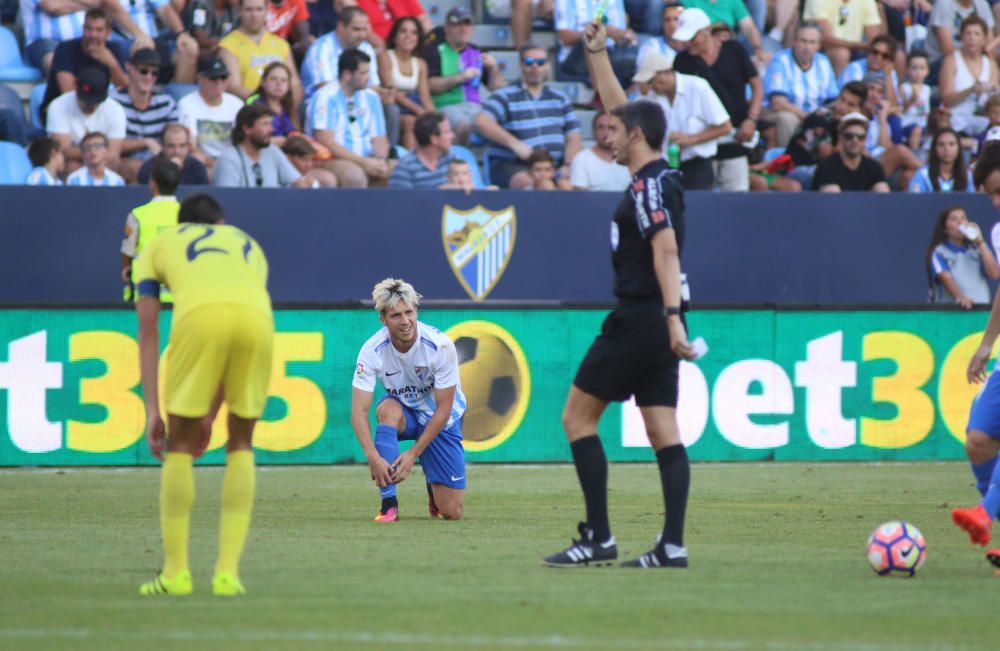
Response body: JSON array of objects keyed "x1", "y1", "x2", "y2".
[
  {"x1": 46, "y1": 65, "x2": 126, "y2": 174},
  {"x1": 66, "y1": 131, "x2": 126, "y2": 186},
  {"x1": 673, "y1": 7, "x2": 762, "y2": 191},
  {"x1": 784, "y1": 80, "x2": 868, "y2": 188},
  {"x1": 425, "y1": 7, "x2": 505, "y2": 145},
  {"x1": 214, "y1": 103, "x2": 319, "y2": 187},
  {"x1": 220, "y1": 0, "x2": 302, "y2": 105},
  {"x1": 680, "y1": 0, "x2": 768, "y2": 66},
  {"x1": 137, "y1": 123, "x2": 210, "y2": 185},
  {"x1": 281, "y1": 135, "x2": 339, "y2": 187},
  {"x1": 762, "y1": 22, "x2": 838, "y2": 148},
  {"x1": 802, "y1": 0, "x2": 884, "y2": 74},
  {"x1": 811, "y1": 112, "x2": 889, "y2": 191},
  {"x1": 555, "y1": 0, "x2": 636, "y2": 88},
  {"x1": 474, "y1": 45, "x2": 581, "y2": 189},
  {"x1": 178, "y1": 56, "x2": 245, "y2": 168},
  {"x1": 636, "y1": 3, "x2": 683, "y2": 72},
  {"x1": 111, "y1": 48, "x2": 180, "y2": 183},
  {"x1": 861, "y1": 69, "x2": 920, "y2": 190},
  {"x1": 635, "y1": 50, "x2": 732, "y2": 190}
]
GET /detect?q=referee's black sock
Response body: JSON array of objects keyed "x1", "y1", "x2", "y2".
[
  {"x1": 656, "y1": 444, "x2": 689, "y2": 548},
  {"x1": 570, "y1": 435, "x2": 611, "y2": 543}
]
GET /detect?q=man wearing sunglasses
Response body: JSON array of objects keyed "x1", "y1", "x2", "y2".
[
  {"x1": 474, "y1": 45, "x2": 581, "y2": 188},
  {"x1": 802, "y1": 0, "x2": 885, "y2": 74},
  {"x1": 177, "y1": 56, "x2": 245, "y2": 170},
  {"x1": 836, "y1": 35, "x2": 900, "y2": 104},
  {"x1": 810, "y1": 111, "x2": 889, "y2": 191},
  {"x1": 112, "y1": 48, "x2": 180, "y2": 183}
]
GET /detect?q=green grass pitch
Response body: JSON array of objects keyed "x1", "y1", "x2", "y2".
[{"x1": 0, "y1": 462, "x2": 995, "y2": 651}]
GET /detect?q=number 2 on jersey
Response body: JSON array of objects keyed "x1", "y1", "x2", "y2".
[{"x1": 181, "y1": 225, "x2": 254, "y2": 262}]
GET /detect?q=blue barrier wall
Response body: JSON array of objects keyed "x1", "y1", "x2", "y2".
[{"x1": 1, "y1": 187, "x2": 996, "y2": 304}]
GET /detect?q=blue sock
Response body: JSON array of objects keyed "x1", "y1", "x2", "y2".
[
  {"x1": 981, "y1": 458, "x2": 1000, "y2": 518},
  {"x1": 973, "y1": 458, "x2": 998, "y2": 497},
  {"x1": 374, "y1": 424, "x2": 399, "y2": 500}
]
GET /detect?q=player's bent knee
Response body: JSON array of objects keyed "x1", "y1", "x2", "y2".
[
  {"x1": 966, "y1": 430, "x2": 999, "y2": 463},
  {"x1": 375, "y1": 400, "x2": 404, "y2": 427},
  {"x1": 441, "y1": 503, "x2": 463, "y2": 520}
]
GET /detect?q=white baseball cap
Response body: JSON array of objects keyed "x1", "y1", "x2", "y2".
[
  {"x1": 632, "y1": 51, "x2": 675, "y2": 83},
  {"x1": 673, "y1": 8, "x2": 712, "y2": 42}
]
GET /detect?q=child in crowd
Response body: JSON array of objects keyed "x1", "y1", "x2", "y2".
[
  {"x1": 977, "y1": 95, "x2": 1000, "y2": 155},
  {"x1": 66, "y1": 132, "x2": 125, "y2": 187},
  {"x1": 280, "y1": 135, "x2": 338, "y2": 187},
  {"x1": 900, "y1": 51, "x2": 931, "y2": 152},
  {"x1": 24, "y1": 137, "x2": 64, "y2": 186},
  {"x1": 441, "y1": 158, "x2": 498, "y2": 192},
  {"x1": 526, "y1": 148, "x2": 571, "y2": 191}
]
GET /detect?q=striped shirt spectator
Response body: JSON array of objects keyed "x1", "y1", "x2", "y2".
[
  {"x1": 301, "y1": 8, "x2": 379, "y2": 100},
  {"x1": 480, "y1": 82, "x2": 581, "y2": 163},
  {"x1": 931, "y1": 240, "x2": 991, "y2": 304},
  {"x1": 390, "y1": 151, "x2": 456, "y2": 188},
  {"x1": 307, "y1": 86, "x2": 386, "y2": 157},
  {"x1": 764, "y1": 47, "x2": 839, "y2": 114},
  {"x1": 910, "y1": 167, "x2": 975, "y2": 193},
  {"x1": 67, "y1": 166, "x2": 126, "y2": 186},
  {"x1": 121, "y1": 0, "x2": 171, "y2": 38},
  {"x1": 389, "y1": 112, "x2": 457, "y2": 188},
  {"x1": 25, "y1": 167, "x2": 62, "y2": 185},
  {"x1": 110, "y1": 88, "x2": 178, "y2": 142},
  {"x1": 553, "y1": 0, "x2": 627, "y2": 62}
]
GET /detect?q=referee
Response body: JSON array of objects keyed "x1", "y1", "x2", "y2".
[{"x1": 542, "y1": 19, "x2": 696, "y2": 569}]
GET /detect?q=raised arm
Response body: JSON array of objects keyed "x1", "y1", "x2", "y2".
[{"x1": 582, "y1": 20, "x2": 627, "y2": 112}]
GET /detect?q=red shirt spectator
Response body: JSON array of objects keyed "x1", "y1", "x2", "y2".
[
  {"x1": 267, "y1": 0, "x2": 310, "y2": 39},
  {"x1": 356, "y1": 0, "x2": 431, "y2": 42}
]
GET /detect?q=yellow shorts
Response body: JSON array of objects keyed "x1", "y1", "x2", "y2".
[{"x1": 165, "y1": 304, "x2": 274, "y2": 419}]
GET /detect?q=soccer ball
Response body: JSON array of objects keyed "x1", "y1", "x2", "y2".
[
  {"x1": 451, "y1": 325, "x2": 526, "y2": 444},
  {"x1": 866, "y1": 521, "x2": 927, "y2": 577}
]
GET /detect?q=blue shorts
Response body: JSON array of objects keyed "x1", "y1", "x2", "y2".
[
  {"x1": 968, "y1": 372, "x2": 1000, "y2": 440},
  {"x1": 377, "y1": 395, "x2": 467, "y2": 489}
]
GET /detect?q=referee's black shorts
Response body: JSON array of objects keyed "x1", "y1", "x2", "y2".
[{"x1": 573, "y1": 302, "x2": 682, "y2": 408}]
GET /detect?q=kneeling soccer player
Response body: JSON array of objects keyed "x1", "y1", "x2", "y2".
[{"x1": 350, "y1": 278, "x2": 467, "y2": 522}]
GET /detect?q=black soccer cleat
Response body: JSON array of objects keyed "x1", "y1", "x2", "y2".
[
  {"x1": 986, "y1": 548, "x2": 1000, "y2": 572},
  {"x1": 542, "y1": 522, "x2": 617, "y2": 568},
  {"x1": 621, "y1": 543, "x2": 689, "y2": 569}
]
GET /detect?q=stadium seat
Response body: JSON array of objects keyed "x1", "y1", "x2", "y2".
[
  {"x1": 0, "y1": 141, "x2": 31, "y2": 184},
  {"x1": 0, "y1": 27, "x2": 43, "y2": 83},
  {"x1": 451, "y1": 144, "x2": 484, "y2": 188},
  {"x1": 163, "y1": 83, "x2": 197, "y2": 103},
  {"x1": 547, "y1": 81, "x2": 594, "y2": 106},
  {"x1": 425, "y1": 0, "x2": 472, "y2": 24},
  {"x1": 29, "y1": 82, "x2": 45, "y2": 130},
  {"x1": 0, "y1": 82, "x2": 21, "y2": 114},
  {"x1": 471, "y1": 24, "x2": 557, "y2": 50},
  {"x1": 490, "y1": 50, "x2": 521, "y2": 82},
  {"x1": 576, "y1": 109, "x2": 596, "y2": 140}
]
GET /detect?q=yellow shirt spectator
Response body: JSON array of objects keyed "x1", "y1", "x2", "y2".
[
  {"x1": 219, "y1": 30, "x2": 291, "y2": 94},
  {"x1": 803, "y1": 0, "x2": 882, "y2": 42}
]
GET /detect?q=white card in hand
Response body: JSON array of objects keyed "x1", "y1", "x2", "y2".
[{"x1": 691, "y1": 337, "x2": 708, "y2": 360}]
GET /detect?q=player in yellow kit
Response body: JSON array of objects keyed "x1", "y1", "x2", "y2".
[{"x1": 134, "y1": 193, "x2": 274, "y2": 597}]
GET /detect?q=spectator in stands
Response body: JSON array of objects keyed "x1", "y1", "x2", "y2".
[
  {"x1": 762, "y1": 22, "x2": 838, "y2": 149},
  {"x1": 251, "y1": 61, "x2": 299, "y2": 146},
  {"x1": 214, "y1": 103, "x2": 315, "y2": 187},
  {"x1": 426, "y1": 7, "x2": 505, "y2": 145},
  {"x1": 900, "y1": 51, "x2": 931, "y2": 151},
  {"x1": 555, "y1": 0, "x2": 636, "y2": 87},
  {"x1": 178, "y1": 56, "x2": 244, "y2": 167},
  {"x1": 785, "y1": 80, "x2": 868, "y2": 188},
  {"x1": 47, "y1": 66, "x2": 126, "y2": 172},
  {"x1": 116, "y1": 0, "x2": 199, "y2": 84},
  {"x1": 526, "y1": 147, "x2": 571, "y2": 190},
  {"x1": 389, "y1": 111, "x2": 456, "y2": 188},
  {"x1": 474, "y1": 45, "x2": 580, "y2": 189},
  {"x1": 569, "y1": 110, "x2": 631, "y2": 191},
  {"x1": 909, "y1": 128, "x2": 974, "y2": 192},
  {"x1": 281, "y1": 135, "x2": 339, "y2": 186},
  {"x1": 41, "y1": 9, "x2": 128, "y2": 119},
  {"x1": 302, "y1": 6, "x2": 379, "y2": 100},
  {"x1": 838, "y1": 35, "x2": 900, "y2": 103},
  {"x1": 928, "y1": 206, "x2": 999, "y2": 307},
  {"x1": 267, "y1": 0, "x2": 316, "y2": 58},
  {"x1": 356, "y1": 0, "x2": 432, "y2": 42},
  {"x1": 673, "y1": 7, "x2": 762, "y2": 192},
  {"x1": 863, "y1": 71, "x2": 920, "y2": 190},
  {"x1": 66, "y1": 131, "x2": 125, "y2": 185},
  {"x1": 636, "y1": 3, "x2": 682, "y2": 71},
  {"x1": 137, "y1": 122, "x2": 210, "y2": 184},
  {"x1": 926, "y1": 0, "x2": 994, "y2": 66},
  {"x1": 384, "y1": 16, "x2": 434, "y2": 150},
  {"x1": 811, "y1": 112, "x2": 888, "y2": 191},
  {"x1": 635, "y1": 51, "x2": 732, "y2": 190},
  {"x1": 505, "y1": 0, "x2": 555, "y2": 50},
  {"x1": 441, "y1": 157, "x2": 475, "y2": 191},
  {"x1": 308, "y1": 49, "x2": 392, "y2": 187},
  {"x1": 184, "y1": 0, "x2": 239, "y2": 57},
  {"x1": 939, "y1": 15, "x2": 999, "y2": 136},
  {"x1": 681, "y1": 0, "x2": 767, "y2": 65},
  {"x1": 24, "y1": 136, "x2": 64, "y2": 185},
  {"x1": 220, "y1": 0, "x2": 303, "y2": 106},
  {"x1": 802, "y1": 0, "x2": 883, "y2": 74},
  {"x1": 111, "y1": 48, "x2": 179, "y2": 183}
]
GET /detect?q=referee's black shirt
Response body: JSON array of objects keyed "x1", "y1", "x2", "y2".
[{"x1": 611, "y1": 158, "x2": 686, "y2": 302}]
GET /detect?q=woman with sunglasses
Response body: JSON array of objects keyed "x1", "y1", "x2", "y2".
[
  {"x1": 909, "y1": 127, "x2": 974, "y2": 192},
  {"x1": 250, "y1": 61, "x2": 299, "y2": 147},
  {"x1": 382, "y1": 16, "x2": 434, "y2": 150},
  {"x1": 939, "y1": 14, "x2": 999, "y2": 135}
]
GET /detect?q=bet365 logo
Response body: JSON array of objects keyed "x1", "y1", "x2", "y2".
[{"x1": 0, "y1": 330, "x2": 327, "y2": 455}]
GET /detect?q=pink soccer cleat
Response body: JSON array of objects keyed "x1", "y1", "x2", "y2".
[
  {"x1": 374, "y1": 506, "x2": 399, "y2": 523},
  {"x1": 952, "y1": 505, "x2": 992, "y2": 546}
]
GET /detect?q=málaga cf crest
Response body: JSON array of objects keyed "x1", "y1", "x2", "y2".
[{"x1": 442, "y1": 205, "x2": 516, "y2": 301}]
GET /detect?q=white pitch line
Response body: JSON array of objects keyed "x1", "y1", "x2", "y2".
[{"x1": 0, "y1": 628, "x2": 981, "y2": 651}]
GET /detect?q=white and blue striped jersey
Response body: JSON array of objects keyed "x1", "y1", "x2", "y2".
[
  {"x1": 117, "y1": 0, "x2": 169, "y2": 38},
  {"x1": 837, "y1": 58, "x2": 899, "y2": 94},
  {"x1": 353, "y1": 322, "x2": 467, "y2": 429},
  {"x1": 306, "y1": 86, "x2": 385, "y2": 157},
  {"x1": 554, "y1": 0, "x2": 626, "y2": 62},
  {"x1": 24, "y1": 167, "x2": 62, "y2": 186},
  {"x1": 636, "y1": 37, "x2": 676, "y2": 71},
  {"x1": 908, "y1": 166, "x2": 974, "y2": 193},
  {"x1": 20, "y1": 0, "x2": 85, "y2": 44},
  {"x1": 67, "y1": 167, "x2": 126, "y2": 187},
  {"x1": 300, "y1": 33, "x2": 379, "y2": 100},
  {"x1": 763, "y1": 48, "x2": 839, "y2": 113}
]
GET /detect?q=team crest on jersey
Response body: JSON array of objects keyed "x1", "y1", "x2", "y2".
[
  {"x1": 414, "y1": 366, "x2": 429, "y2": 381},
  {"x1": 442, "y1": 204, "x2": 517, "y2": 301}
]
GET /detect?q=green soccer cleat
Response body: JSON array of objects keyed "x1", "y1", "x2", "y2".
[
  {"x1": 212, "y1": 572, "x2": 246, "y2": 596},
  {"x1": 139, "y1": 570, "x2": 193, "y2": 596}
]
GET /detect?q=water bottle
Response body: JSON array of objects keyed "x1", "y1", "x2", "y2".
[{"x1": 667, "y1": 143, "x2": 680, "y2": 168}]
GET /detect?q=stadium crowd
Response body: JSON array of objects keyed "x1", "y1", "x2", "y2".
[{"x1": 1, "y1": 0, "x2": 1000, "y2": 192}]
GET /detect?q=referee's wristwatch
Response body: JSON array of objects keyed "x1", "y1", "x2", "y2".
[{"x1": 663, "y1": 306, "x2": 682, "y2": 317}]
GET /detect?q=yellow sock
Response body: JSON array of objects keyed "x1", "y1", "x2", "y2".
[
  {"x1": 215, "y1": 450, "x2": 255, "y2": 577},
  {"x1": 160, "y1": 452, "x2": 195, "y2": 579}
]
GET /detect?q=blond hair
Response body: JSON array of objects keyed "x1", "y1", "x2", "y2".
[{"x1": 372, "y1": 278, "x2": 422, "y2": 314}]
